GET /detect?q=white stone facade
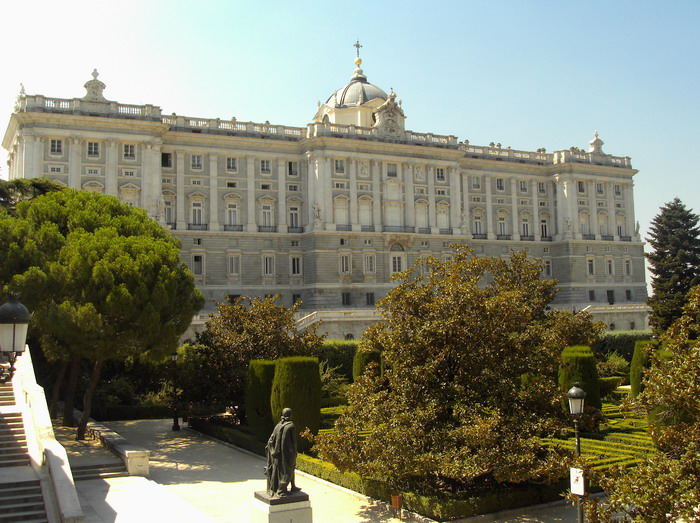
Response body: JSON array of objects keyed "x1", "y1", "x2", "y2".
[{"x1": 2, "y1": 63, "x2": 649, "y2": 338}]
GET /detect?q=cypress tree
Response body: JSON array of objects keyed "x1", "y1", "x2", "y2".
[
  {"x1": 558, "y1": 345, "x2": 601, "y2": 410},
  {"x1": 246, "y1": 360, "x2": 276, "y2": 438},
  {"x1": 352, "y1": 349, "x2": 382, "y2": 381},
  {"x1": 646, "y1": 198, "x2": 700, "y2": 334}
]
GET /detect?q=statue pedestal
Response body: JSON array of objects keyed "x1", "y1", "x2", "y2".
[{"x1": 252, "y1": 491, "x2": 312, "y2": 523}]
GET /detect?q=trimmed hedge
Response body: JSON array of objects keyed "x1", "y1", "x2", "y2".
[
  {"x1": 599, "y1": 376, "x2": 623, "y2": 398},
  {"x1": 317, "y1": 340, "x2": 358, "y2": 382},
  {"x1": 559, "y1": 345, "x2": 601, "y2": 410},
  {"x1": 630, "y1": 340, "x2": 655, "y2": 398},
  {"x1": 270, "y1": 357, "x2": 321, "y2": 441},
  {"x1": 352, "y1": 349, "x2": 382, "y2": 381},
  {"x1": 246, "y1": 360, "x2": 276, "y2": 439},
  {"x1": 591, "y1": 331, "x2": 652, "y2": 361}
]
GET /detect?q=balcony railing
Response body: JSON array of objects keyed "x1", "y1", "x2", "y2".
[
  {"x1": 541, "y1": 236, "x2": 553, "y2": 241},
  {"x1": 288, "y1": 226, "x2": 304, "y2": 233},
  {"x1": 582, "y1": 234, "x2": 596, "y2": 240},
  {"x1": 361, "y1": 225, "x2": 375, "y2": 232},
  {"x1": 382, "y1": 226, "x2": 415, "y2": 233},
  {"x1": 496, "y1": 234, "x2": 512, "y2": 240},
  {"x1": 439, "y1": 228, "x2": 453, "y2": 235},
  {"x1": 521, "y1": 235, "x2": 535, "y2": 241},
  {"x1": 224, "y1": 224, "x2": 243, "y2": 231},
  {"x1": 601, "y1": 234, "x2": 614, "y2": 241},
  {"x1": 417, "y1": 227, "x2": 431, "y2": 234},
  {"x1": 258, "y1": 226, "x2": 278, "y2": 233},
  {"x1": 620, "y1": 235, "x2": 632, "y2": 242},
  {"x1": 187, "y1": 223, "x2": 208, "y2": 231},
  {"x1": 336, "y1": 224, "x2": 352, "y2": 231},
  {"x1": 472, "y1": 233, "x2": 487, "y2": 239}
]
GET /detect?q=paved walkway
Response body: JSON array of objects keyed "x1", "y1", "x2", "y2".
[{"x1": 61, "y1": 418, "x2": 581, "y2": 522}]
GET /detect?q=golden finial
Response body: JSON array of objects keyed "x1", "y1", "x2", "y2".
[{"x1": 354, "y1": 40, "x2": 363, "y2": 66}]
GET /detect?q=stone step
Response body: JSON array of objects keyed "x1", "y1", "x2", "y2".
[
  {"x1": 73, "y1": 470, "x2": 129, "y2": 481},
  {"x1": 0, "y1": 486, "x2": 42, "y2": 500},
  {"x1": 0, "y1": 501, "x2": 47, "y2": 515},
  {"x1": 0, "y1": 457, "x2": 30, "y2": 468},
  {"x1": 0, "y1": 492, "x2": 43, "y2": 507},
  {"x1": 0, "y1": 509, "x2": 47, "y2": 522},
  {"x1": 0, "y1": 432, "x2": 26, "y2": 441}
]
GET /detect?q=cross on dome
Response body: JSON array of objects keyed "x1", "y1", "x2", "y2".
[{"x1": 92, "y1": 68, "x2": 100, "y2": 80}]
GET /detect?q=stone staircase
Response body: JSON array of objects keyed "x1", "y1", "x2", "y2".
[
  {"x1": 70, "y1": 462, "x2": 128, "y2": 482},
  {"x1": 0, "y1": 384, "x2": 49, "y2": 522}
]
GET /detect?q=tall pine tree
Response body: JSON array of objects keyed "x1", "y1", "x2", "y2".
[{"x1": 646, "y1": 198, "x2": 700, "y2": 333}]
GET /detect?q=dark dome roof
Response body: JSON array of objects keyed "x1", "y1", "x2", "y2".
[{"x1": 326, "y1": 68, "x2": 388, "y2": 108}]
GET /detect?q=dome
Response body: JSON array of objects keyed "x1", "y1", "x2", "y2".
[{"x1": 326, "y1": 67, "x2": 388, "y2": 108}]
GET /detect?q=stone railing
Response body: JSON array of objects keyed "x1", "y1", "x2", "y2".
[
  {"x1": 295, "y1": 309, "x2": 381, "y2": 331},
  {"x1": 460, "y1": 144, "x2": 552, "y2": 164},
  {"x1": 306, "y1": 122, "x2": 458, "y2": 147},
  {"x1": 552, "y1": 150, "x2": 632, "y2": 168},
  {"x1": 162, "y1": 115, "x2": 304, "y2": 139},
  {"x1": 13, "y1": 347, "x2": 84, "y2": 522},
  {"x1": 17, "y1": 95, "x2": 161, "y2": 121}
]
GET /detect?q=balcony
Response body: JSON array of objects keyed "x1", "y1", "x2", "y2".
[
  {"x1": 601, "y1": 234, "x2": 614, "y2": 241},
  {"x1": 187, "y1": 223, "x2": 208, "y2": 231},
  {"x1": 383, "y1": 226, "x2": 415, "y2": 233},
  {"x1": 582, "y1": 234, "x2": 596, "y2": 240},
  {"x1": 258, "y1": 226, "x2": 278, "y2": 233},
  {"x1": 288, "y1": 226, "x2": 304, "y2": 233},
  {"x1": 620, "y1": 235, "x2": 632, "y2": 242},
  {"x1": 496, "y1": 234, "x2": 512, "y2": 240},
  {"x1": 439, "y1": 228, "x2": 453, "y2": 235},
  {"x1": 361, "y1": 225, "x2": 375, "y2": 232},
  {"x1": 417, "y1": 227, "x2": 431, "y2": 234},
  {"x1": 336, "y1": 224, "x2": 352, "y2": 231},
  {"x1": 521, "y1": 235, "x2": 535, "y2": 241},
  {"x1": 224, "y1": 224, "x2": 243, "y2": 231},
  {"x1": 541, "y1": 236, "x2": 553, "y2": 241},
  {"x1": 472, "y1": 233, "x2": 487, "y2": 239}
]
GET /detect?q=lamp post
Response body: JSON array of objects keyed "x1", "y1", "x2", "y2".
[
  {"x1": 170, "y1": 353, "x2": 180, "y2": 431},
  {"x1": 567, "y1": 382, "x2": 586, "y2": 523},
  {"x1": 0, "y1": 296, "x2": 31, "y2": 384}
]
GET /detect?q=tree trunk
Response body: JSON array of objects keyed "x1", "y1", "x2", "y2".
[
  {"x1": 48, "y1": 359, "x2": 68, "y2": 419},
  {"x1": 62, "y1": 357, "x2": 81, "y2": 427},
  {"x1": 76, "y1": 360, "x2": 103, "y2": 441}
]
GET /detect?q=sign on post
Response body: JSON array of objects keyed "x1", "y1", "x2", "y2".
[{"x1": 570, "y1": 467, "x2": 585, "y2": 496}]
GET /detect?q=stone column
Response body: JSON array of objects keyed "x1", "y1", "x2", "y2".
[
  {"x1": 485, "y1": 177, "x2": 495, "y2": 239},
  {"x1": 510, "y1": 178, "x2": 519, "y2": 240},
  {"x1": 461, "y1": 172, "x2": 471, "y2": 235},
  {"x1": 14, "y1": 139, "x2": 25, "y2": 180},
  {"x1": 209, "y1": 154, "x2": 219, "y2": 230},
  {"x1": 404, "y1": 163, "x2": 415, "y2": 229},
  {"x1": 624, "y1": 182, "x2": 635, "y2": 239},
  {"x1": 105, "y1": 140, "x2": 118, "y2": 196},
  {"x1": 532, "y1": 180, "x2": 540, "y2": 241},
  {"x1": 371, "y1": 160, "x2": 381, "y2": 230},
  {"x1": 20, "y1": 135, "x2": 37, "y2": 178},
  {"x1": 427, "y1": 166, "x2": 438, "y2": 233},
  {"x1": 142, "y1": 144, "x2": 156, "y2": 217},
  {"x1": 589, "y1": 180, "x2": 599, "y2": 239},
  {"x1": 175, "y1": 150, "x2": 186, "y2": 230},
  {"x1": 33, "y1": 136, "x2": 43, "y2": 179},
  {"x1": 277, "y1": 158, "x2": 287, "y2": 233},
  {"x1": 68, "y1": 137, "x2": 81, "y2": 190},
  {"x1": 555, "y1": 177, "x2": 568, "y2": 240},
  {"x1": 606, "y1": 182, "x2": 616, "y2": 239},
  {"x1": 306, "y1": 155, "x2": 319, "y2": 230},
  {"x1": 322, "y1": 157, "x2": 333, "y2": 229},
  {"x1": 450, "y1": 167, "x2": 461, "y2": 234},
  {"x1": 349, "y1": 158, "x2": 359, "y2": 230},
  {"x1": 246, "y1": 156, "x2": 257, "y2": 232}
]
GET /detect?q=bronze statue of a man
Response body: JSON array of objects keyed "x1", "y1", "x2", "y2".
[{"x1": 264, "y1": 408, "x2": 300, "y2": 497}]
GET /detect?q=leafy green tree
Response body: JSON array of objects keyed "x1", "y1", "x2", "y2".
[
  {"x1": 1, "y1": 190, "x2": 203, "y2": 438},
  {"x1": 646, "y1": 198, "x2": 700, "y2": 334},
  {"x1": 313, "y1": 248, "x2": 603, "y2": 494},
  {"x1": 584, "y1": 286, "x2": 700, "y2": 521},
  {"x1": 191, "y1": 296, "x2": 325, "y2": 409},
  {"x1": 0, "y1": 178, "x2": 63, "y2": 215}
]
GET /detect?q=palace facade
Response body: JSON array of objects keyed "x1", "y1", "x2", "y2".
[{"x1": 2, "y1": 56, "x2": 649, "y2": 338}]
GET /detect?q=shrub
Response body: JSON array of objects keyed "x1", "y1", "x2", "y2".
[
  {"x1": 352, "y1": 349, "x2": 382, "y2": 381},
  {"x1": 630, "y1": 340, "x2": 656, "y2": 398},
  {"x1": 246, "y1": 360, "x2": 276, "y2": 439},
  {"x1": 319, "y1": 360, "x2": 348, "y2": 407},
  {"x1": 559, "y1": 345, "x2": 601, "y2": 410},
  {"x1": 270, "y1": 357, "x2": 321, "y2": 443},
  {"x1": 599, "y1": 376, "x2": 623, "y2": 398},
  {"x1": 317, "y1": 340, "x2": 358, "y2": 381},
  {"x1": 596, "y1": 352, "x2": 629, "y2": 381},
  {"x1": 591, "y1": 331, "x2": 652, "y2": 361}
]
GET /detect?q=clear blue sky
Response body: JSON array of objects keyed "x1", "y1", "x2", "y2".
[{"x1": 1, "y1": 0, "x2": 698, "y2": 263}]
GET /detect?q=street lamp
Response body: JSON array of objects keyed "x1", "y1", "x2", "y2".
[
  {"x1": 170, "y1": 353, "x2": 180, "y2": 431},
  {"x1": 567, "y1": 382, "x2": 586, "y2": 523},
  {"x1": 0, "y1": 296, "x2": 31, "y2": 384}
]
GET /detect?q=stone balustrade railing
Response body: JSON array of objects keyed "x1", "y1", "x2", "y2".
[
  {"x1": 306, "y1": 122, "x2": 459, "y2": 147},
  {"x1": 17, "y1": 95, "x2": 162, "y2": 120}
]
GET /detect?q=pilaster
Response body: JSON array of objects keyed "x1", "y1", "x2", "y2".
[
  {"x1": 485, "y1": 177, "x2": 494, "y2": 239},
  {"x1": 209, "y1": 154, "x2": 219, "y2": 230},
  {"x1": 625, "y1": 182, "x2": 635, "y2": 239},
  {"x1": 531, "y1": 180, "x2": 540, "y2": 241},
  {"x1": 246, "y1": 156, "x2": 257, "y2": 232},
  {"x1": 105, "y1": 140, "x2": 118, "y2": 196},
  {"x1": 175, "y1": 150, "x2": 186, "y2": 230},
  {"x1": 589, "y1": 180, "x2": 599, "y2": 239},
  {"x1": 607, "y1": 182, "x2": 616, "y2": 239},
  {"x1": 449, "y1": 167, "x2": 461, "y2": 234},
  {"x1": 461, "y1": 172, "x2": 471, "y2": 234},
  {"x1": 404, "y1": 163, "x2": 415, "y2": 228},
  {"x1": 427, "y1": 166, "x2": 438, "y2": 233},
  {"x1": 510, "y1": 178, "x2": 519, "y2": 240},
  {"x1": 277, "y1": 158, "x2": 287, "y2": 233},
  {"x1": 68, "y1": 137, "x2": 81, "y2": 190},
  {"x1": 322, "y1": 157, "x2": 333, "y2": 230},
  {"x1": 371, "y1": 160, "x2": 381, "y2": 228},
  {"x1": 349, "y1": 158, "x2": 359, "y2": 230}
]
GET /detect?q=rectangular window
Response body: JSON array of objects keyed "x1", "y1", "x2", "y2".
[
  {"x1": 341, "y1": 292, "x2": 351, "y2": 306},
  {"x1": 263, "y1": 255, "x2": 275, "y2": 276},
  {"x1": 192, "y1": 255, "x2": 203, "y2": 275},
  {"x1": 261, "y1": 204, "x2": 273, "y2": 226},
  {"x1": 589, "y1": 290, "x2": 595, "y2": 301},
  {"x1": 87, "y1": 141, "x2": 99, "y2": 157},
  {"x1": 520, "y1": 199, "x2": 529, "y2": 206},
  {"x1": 260, "y1": 160, "x2": 271, "y2": 173},
  {"x1": 164, "y1": 201, "x2": 173, "y2": 224},
  {"x1": 545, "y1": 260, "x2": 552, "y2": 277},
  {"x1": 538, "y1": 182, "x2": 546, "y2": 194},
  {"x1": 161, "y1": 153, "x2": 172, "y2": 168},
  {"x1": 191, "y1": 155, "x2": 202, "y2": 169},
  {"x1": 227, "y1": 255, "x2": 240, "y2": 275},
  {"x1": 391, "y1": 255, "x2": 403, "y2": 274},
  {"x1": 335, "y1": 159, "x2": 345, "y2": 174},
  {"x1": 596, "y1": 183, "x2": 604, "y2": 195},
  {"x1": 87, "y1": 168, "x2": 99, "y2": 175},
  {"x1": 496, "y1": 198, "x2": 505, "y2": 204},
  {"x1": 226, "y1": 204, "x2": 238, "y2": 225},
  {"x1": 226, "y1": 157, "x2": 237, "y2": 171},
  {"x1": 625, "y1": 259, "x2": 631, "y2": 275},
  {"x1": 366, "y1": 292, "x2": 375, "y2": 306},
  {"x1": 288, "y1": 161, "x2": 298, "y2": 176},
  {"x1": 364, "y1": 239, "x2": 372, "y2": 246},
  {"x1": 191, "y1": 179, "x2": 201, "y2": 185},
  {"x1": 587, "y1": 258, "x2": 595, "y2": 275},
  {"x1": 472, "y1": 196, "x2": 482, "y2": 202},
  {"x1": 607, "y1": 259, "x2": 614, "y2": 275},
  {"x1": 50, "y1": 139, "x2": 63, "y2": 154},
  {"x1": 261, "y1": 184, "x2": 271, "y2": 190},
  {"x1": 49, "y1": 166, "x2": 63, "y2": 173},
  {"x1": 614, "y1": 184, "x2": 621, "y2": 196},
  {"x1": 288, "y1": 184, "x2": 299, "y2": 191},
  {"x1": 578, "y1": 181, "x2": 585, "y2": 193},
  {"x1": 191, "y1": 202, "x2": 203, "y2": 224},
  {"x1": 123, "y1": 170, "x2": 135, "y2": 177},
  {"x1": 386, "y1": 163, "x2": 398, "y2": 177},
  {"x1": 364, "y1": 253, "x2": 376, "y2": 274},
  {"x1": 288, "y1": 207, "x2": 299, "y2": 228},
  {"x1": 496, "y1": 178, "x2": 505, "y2": 191},
  {"x1": 335, "y1": 182, "x2": 346, "y2": 189},
  {"x1": 340, "y1": 254, "x2": 351, "y2": 274},
  {"x1": 359, "y1": 183, "x2": 370, "y2": 191},
  {"x1": 416, "y1": 187, "x2": 425, "y2": 194},
  {"x1": 626, "y1": 289, "x2": 632, "y2": 301},
  {"x1": 123, "y1": 144, "x2": 135, "y2": 159},
  {"x1": 290, "y1": 255, "x2": 302, "y2": 275},
  {"x1": 472, "y1": 177, "x2": 481, "y2": 189},
  {"x1": 436, "y1": 189, "x2": 446, "y2": 196},
  {"x1": 519, "y1": 181, "x2": 528, "y2": 192},
  {"x1": 435, "y1": 168, "x2": 445, "y2": 181},
  {"x1": 227, "y1": 181, "x2": 237, "y2": 188},
  {"x1": 607, "y1": 290, "x2": 615, "y2": 305},
  {"x1": 539, "y1": 201, "x2": 547, "y2": 207}
]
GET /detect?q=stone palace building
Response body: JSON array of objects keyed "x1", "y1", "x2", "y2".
[{"x1": 2, "y1": 52, "x2": 649, "y2": 338}]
